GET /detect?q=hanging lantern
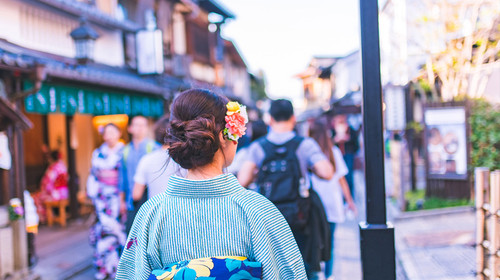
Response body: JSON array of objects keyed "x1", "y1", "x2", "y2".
[{"x1": 70, "y1": 17, "x2": 99, "y2": 64}]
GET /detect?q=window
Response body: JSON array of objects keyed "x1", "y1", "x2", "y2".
[{"x1": 187, "y1": 22, "x2": 213, "y2": 64}]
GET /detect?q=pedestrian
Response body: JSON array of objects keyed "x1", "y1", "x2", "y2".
[
  {"x1": 87, "y1": 123, "x2": 127, "y2": 280},
  {"x1": 330, "y1": 114, "x2": 359, "y2": 201},
  {"x1": 309, "y1": 118, "x2": 357, "y2": 280},
  {"x1": 237, "y1": 99, "x2": 334, "y2": 278},
  {"x1": 116, "y1": 89, "x2": 307, "y2": 279},
  {"x1": 24, "y1": 190, "x2": 39, "y2": 267},
  {"x1": 33, "y1": 150, "x2": 68, "y2": 224},
  {"x1": 118, "y1": 115, "x2": 159, "y2": 234},
  {"x1": 132, "y1": 116, "x2": 185, "y2": 201}
]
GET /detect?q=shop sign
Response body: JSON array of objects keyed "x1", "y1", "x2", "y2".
[
  {"x1": 384, "y1": 85, "x2": 406, "y2": 131},
  {"x1": 424, "y1": 106, "x2": 468, "y2": 180},
  {"x1": 23, "y1": 82, "x2": 164, "y2": 117}
]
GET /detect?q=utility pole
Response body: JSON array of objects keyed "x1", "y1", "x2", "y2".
[{"x1": 358, "y1": 0, "x2": 396, "y2": 279}]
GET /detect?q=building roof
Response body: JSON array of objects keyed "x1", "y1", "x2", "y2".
[
  {"x1": 33, "y1": 0, "x2": 140, "y2": 32},
  {"x1": 0, "y1": 40, "x2": 187, "y2": 98},
  {"x1": 198, "y1": 0, "x2": 235, "y2": 19},
  {"x1": 224, "y1": 40, "x2": 247, "y2": 68},
  {"x1": 0, "y1": 98, "x2": 33, "y2": 130},
  {"x1": 325, "y1": 90, "x2": 362, "y2": 115}
]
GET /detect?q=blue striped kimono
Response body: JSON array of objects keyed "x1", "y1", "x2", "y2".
[{"x1": 116, "y1": 173, "x2": 307, "y2": 280}]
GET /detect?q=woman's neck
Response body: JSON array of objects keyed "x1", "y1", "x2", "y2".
[
  {"x1": 185, "y1": 153, "x2": 225, "y2": 180},
  {"x1": 186, "y1": 164, "x2": 223, "y2": 180},
  {"x1": 108, "y1": 141, "x2": 119, "y2": 149}
]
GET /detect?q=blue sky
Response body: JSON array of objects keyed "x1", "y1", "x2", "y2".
[{"x1": 218, "y1": 0, "x2": 361, "y2": 102}]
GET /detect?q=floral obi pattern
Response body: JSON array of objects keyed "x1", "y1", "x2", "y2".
[{"x1": 148, "y1": 256, "x2": 262, "y2": 280}]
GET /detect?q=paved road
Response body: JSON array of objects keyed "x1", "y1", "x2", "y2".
[
  {"x1": 392, "y1": 207, "x2": 475, "y2": 280},
  {"x1": 33, "y1": 219, "x2": 93, "y2": 280}
]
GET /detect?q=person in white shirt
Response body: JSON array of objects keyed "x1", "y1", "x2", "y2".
[
  {"x1": 132, "y1": 117, "x2": 185, "y2": 201},
  {"x1": 309, "y1": 118, "x2": 357, "y2": 280}
]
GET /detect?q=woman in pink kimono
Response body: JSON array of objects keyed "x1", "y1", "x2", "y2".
[{"x1": 34, "y1": 150, "x2": 69, "y2": 223}]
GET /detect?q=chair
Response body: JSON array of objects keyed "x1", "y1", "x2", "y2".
[{"x1": 43, "y1": 199, "x2": 69, "y2": 227}]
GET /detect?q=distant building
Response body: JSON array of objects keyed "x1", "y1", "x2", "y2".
[
  {"x1": 296, "y1": 51, "x2": 362, "y2": 118},
  {"x1": 221, "y1": 40, "x2": 252, "y2": 105},
  {"x1": 295, "y1": 56, "x2": 337, "y2": 111}
]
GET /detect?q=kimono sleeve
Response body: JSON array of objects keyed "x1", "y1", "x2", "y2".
[
  {"x1": 116, "y1": 202, "x2": 156, "y2": 280},
  {"x1": 243, "y1": 193, "x2": 308, "y2": 279}
]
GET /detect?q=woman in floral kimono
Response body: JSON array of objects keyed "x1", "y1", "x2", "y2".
[{"x1": 88, "y1": 123, "x2": 127, "y2": 280}]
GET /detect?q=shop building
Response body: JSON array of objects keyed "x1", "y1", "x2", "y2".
[{"x1": 0, "y1": 55, "x2": 34, "y2": 279}]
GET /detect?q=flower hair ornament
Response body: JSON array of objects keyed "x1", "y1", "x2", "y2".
[{"x1": 224, "y1": 101, "x2": 249, "y2": 141}]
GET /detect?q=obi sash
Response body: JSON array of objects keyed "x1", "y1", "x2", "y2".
[{"x1": 148, "y1": 256, "x2": 262, "y2": 280}]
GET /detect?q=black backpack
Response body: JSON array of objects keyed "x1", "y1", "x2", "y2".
[{"x1": 256, "y1": 136, "x2": 310, "y2": 230}]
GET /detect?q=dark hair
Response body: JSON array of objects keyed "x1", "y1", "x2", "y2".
[
  {"x1": 309, "y1": 118, "x2": 336, "y2": 172},
  {"x1": 270, "y1": 99, "x2": 294, "y2": 121},
  {"x1": 166, "y1": 89, "x2": 229, "y2": 169},
  {"x1": 103, "y1": 123, "x2": 120, "y2": 133},
  {"x1": 250, "y1": 120, "x2": 268, "y2": 142},
  {"x1": 153, "y1": 116, "x2": 170, "y2": 144},
  {"x1": 128, "y1": 114, "x2": 147, "y2": 126},
  {"x1": 49, "y1": 150, "x2": 61, "y2": 162}
]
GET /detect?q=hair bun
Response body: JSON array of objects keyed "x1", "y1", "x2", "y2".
[{"x1": 167, "y1": 115, "x2": 220, "y2": 169}]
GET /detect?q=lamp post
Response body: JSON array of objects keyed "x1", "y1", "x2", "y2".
[
  {"x1": 358, "y1": 0, "x2": 396, "y2": 279},
  {"x1": 70, "y1": 17, "x2": 99, "y2": 64}
]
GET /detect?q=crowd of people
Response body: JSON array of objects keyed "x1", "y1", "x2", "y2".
[{"x1": 30, "y1": 88, "x2": 361, "y2": 280}]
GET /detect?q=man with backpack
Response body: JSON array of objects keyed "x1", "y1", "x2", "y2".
[
  {"x1": 119, "y1": 115, "x2": 159, "y2": 234},
  {"x1": 238, "y1": 99, "x2": 334, "y2": 277}
]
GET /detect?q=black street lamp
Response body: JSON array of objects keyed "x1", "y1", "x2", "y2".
[
  {"x1": 358, "y1": 0, "x2": 396, "y2": 279},
  {"x1": 70, "y1": 17, "x2": 99, "y2": 64}
]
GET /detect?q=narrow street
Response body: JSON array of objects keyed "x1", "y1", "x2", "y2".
[{"x1": 33, "y1": 219, "x2": 93, "y2": 280}]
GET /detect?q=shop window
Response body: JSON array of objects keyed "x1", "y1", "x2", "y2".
[
  {"x1": 188, "y1": 23, "x2": 213, "y2": 65},
  {"x1": 19, "y1": 4, "x2": 77, "y2": 57},
  {"x1": 123, "y1": 33, "x2": 137, "y2": 69}
]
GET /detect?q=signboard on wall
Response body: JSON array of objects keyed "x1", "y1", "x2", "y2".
[
  {"x1": 424, "y1": 106, "x2": 467, "y2": 180},
  {"x1": 23, "y1": 82, "x2": 164, "y2": 117},
  {"x1": 384, "y1": 86, "x2": 406, "y2": 131},
  {"x1": 136, "y1": 29, "x2": 164, "y2": 75}
]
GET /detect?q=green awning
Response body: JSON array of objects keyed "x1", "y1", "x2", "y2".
[{"x1": 23, "y1": 81, "x2": 164, "y2": 117}]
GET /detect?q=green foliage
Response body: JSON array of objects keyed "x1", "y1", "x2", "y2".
[
  {"x1": 469, "y1": 99, "x2": 500, "y2": 170},
  {"x1": 406, "y1": 121, "x2": 424, "y2": 134},
  {"x1": 250, "y1": 72, "x2": 268, "y2": 101},
  {"x1": 418, "y1": 79, "x2": 432, "y2": 94},
  {"x1": 405, "y1": 190, "x2": 472, "y2": 212}
]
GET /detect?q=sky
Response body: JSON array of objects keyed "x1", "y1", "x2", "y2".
[{"x1": 217, "y1": 0, "x2": 361, "y2": 104}]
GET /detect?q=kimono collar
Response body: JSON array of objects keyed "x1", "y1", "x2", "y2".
[{"x1": 165, "y1": 173, "x2": 244, "y2": 198}]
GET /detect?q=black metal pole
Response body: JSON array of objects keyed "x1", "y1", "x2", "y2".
[{"x1": 359, "y1": 0, "x2": 396, "y2": 279}]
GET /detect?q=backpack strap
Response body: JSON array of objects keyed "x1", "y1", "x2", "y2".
[
  {"x1": 146, "y1": 141, "x2": 155, "y2": 154},
  {"x1": 259, "y1": 135, "x2": 303, "y2": 154},
  {"x1": 123, "y1": 144, "x2": 131, "y2": 162},
  {"x1": 283, "y1": 135, "x2": 304, "y2": 153},
  {"x1": 123, "y1": 141, "x2": 155, "y2": 162}
]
